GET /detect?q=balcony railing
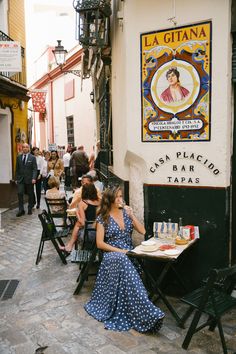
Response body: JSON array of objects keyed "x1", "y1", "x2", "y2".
[{"x1": 0, "y1": 30, "x2": 26, "y2": 86}]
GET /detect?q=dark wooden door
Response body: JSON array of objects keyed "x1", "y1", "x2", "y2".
[{"x1": 231, "y1": 83, "x2": 236, "y2": 265}]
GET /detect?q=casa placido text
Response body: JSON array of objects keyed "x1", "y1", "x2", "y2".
[{"x1": 150, "y1": 152, "x2": 220, "y2": 184}]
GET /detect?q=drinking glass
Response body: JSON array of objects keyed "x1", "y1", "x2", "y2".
[
  {"x1": 153, "y1": 222, "x2": 158, "y2": 240},
  {"x1": 118, "y1": 200, "x2": 126, "y2": 209},
  {"x1": 167, "y1": 219, "x2": 172, "y2": 238}
]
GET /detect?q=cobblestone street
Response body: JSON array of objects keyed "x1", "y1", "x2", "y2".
[{"x1": 0, "y1": 197, "x2": 235, "y2": 354}]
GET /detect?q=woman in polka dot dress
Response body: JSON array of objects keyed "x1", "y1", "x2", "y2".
[{"x1": 85, "y1": 185, "x2": 165, "y2": 333}]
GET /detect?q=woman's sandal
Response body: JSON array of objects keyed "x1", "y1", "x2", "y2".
[
  {"x1": 59, "y1": 245, "x2": 73, "y2": 254},
  {"x1": 61, "y1": 249, "x2": 71, "y2": 258}
]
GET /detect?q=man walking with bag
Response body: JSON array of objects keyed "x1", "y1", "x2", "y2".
[
  {"x1": 15, "y1": 143, "x2": 37, "y2": 216},
  {"x1": 70, "y1": 145, "x2": 89, "y2": 189}
]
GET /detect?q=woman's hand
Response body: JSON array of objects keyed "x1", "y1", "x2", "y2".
[
  {"x1": 124, "y1": 205, "x2": 134, "y2": 219},
  {"x1": 124, "y1": 206, "x2": 146, "y2": 235}
]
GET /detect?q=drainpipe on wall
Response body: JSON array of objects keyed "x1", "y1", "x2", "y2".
[
  {"x1": 49, "y1": 80, "x2": 54, "y2": 143},
  {"x1": 33, "y1": 113, "x2": 36, "y2": 146}
]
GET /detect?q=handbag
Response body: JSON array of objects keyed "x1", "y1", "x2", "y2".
[{"x1": 46, "y1": 159, "x2": 58, "y2": 188}]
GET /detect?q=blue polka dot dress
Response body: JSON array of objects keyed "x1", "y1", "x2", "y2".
[{"x1": 84, "y1": 209, "x2": 165, "y2": 332}]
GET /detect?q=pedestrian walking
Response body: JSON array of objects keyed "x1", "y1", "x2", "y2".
[
  {"x1": 94, "y1": 141, "x2": 102, "y2": 179},
  {"x1": 63, "y1": 147, "x2": 71, "y2": 190},
  {"x1": 70, "y1": 145, "x2": 89, "y2": 189},
  {"x1": 89, "y1": 145, "x2": 95, "y2": 170},
  {"x1": 31, "y1": 147, "x2": 44, "y2": 209},
  {"x1": 15, "y1": 143, "x2": 37, "y2": 216},
  {"x1": 47, "y1": 150, "x2": 64, "y2": 181},
  {"x1": 41, "y1": 151, "x2": 51, "y2": 193}
]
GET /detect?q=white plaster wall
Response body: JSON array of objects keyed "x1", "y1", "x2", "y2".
[
  {"x1": 25, "y1": 0, "x2": 77, "y2": 87},
  {"x1": 111, "y1": 0, "x2": 232, "y2": 189},
  {"x1": 52, "y1": 73, "x2": 96, "y2": 155},
  {"x1": 0, "y1": 0, "x2": 8, "y2": 34},
  {"x1": 34, "y1": 113, "x2": 41, "y2": 148},
  {"x1": 0, "y1": 108, "x2": 12, "y2": 183}
]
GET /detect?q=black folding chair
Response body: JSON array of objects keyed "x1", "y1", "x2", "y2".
[
  {"x1": 45, "y1": 197, "x2": 69, "y2": 230},
  {"x1": 180, "y1": 265, "x2": 236, "y2": 354},
  {"x1": 72, "y1": 220, "x2": 100, "y2": 295},
  {"x1": 36, "y1": 210, "x2": 70, "y2": 265}
]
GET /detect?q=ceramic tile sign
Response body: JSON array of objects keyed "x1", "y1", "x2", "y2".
[{"x1": 141, "y1": 21, "x2": 211, "y2": 142}]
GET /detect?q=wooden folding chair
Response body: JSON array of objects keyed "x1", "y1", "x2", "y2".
[
  {"x1": 73, "y1": 220, "x2": 100, "y2": 295},
  {"x1": 45, "y1": 197, "x2": 69, "y2": 230},
  {"x1": 180, "y1": 265, "x2": 236, "y2": 354},
  {"x1": 36, "y1": 210, "x2": 70, "y2": 265}
]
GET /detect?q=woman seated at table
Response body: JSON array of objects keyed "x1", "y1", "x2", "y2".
[
  {"x1": 46, "y1": 176, "x2": 66, "y2": 213},
  {"x1": 85, "y1": 185, "x2": 165, "y2": 333},
  {"x1": 60, "y1": 183, "x2": 100, "y2": 252}
]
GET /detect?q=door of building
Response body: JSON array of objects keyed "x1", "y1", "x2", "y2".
[
  {"x1": 0, "y1": 110, "x2": 12, "y2": 183},
  {"x1": 231, "y1": 29, "x2": 236, "y2": 265},
  {"x1": 232, "y1": 84, "x2": 236, "y2": 265}
]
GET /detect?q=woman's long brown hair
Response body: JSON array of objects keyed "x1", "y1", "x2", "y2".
[
  {"x1": 97, "y1": 185, "x2": 122, "y2": 224},
  {"x1": 81, "y1": 183, "x2": 98, "y2": 201}
]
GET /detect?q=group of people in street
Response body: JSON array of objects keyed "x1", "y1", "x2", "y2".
[
  {"x1": 14, "y1": 142, "x2": 165, "y2": 335},
  {"x1": 15, "y1": 144, "x2": 64, "y2": 215},
  {"x1": 67, "y1": 142, "x2": 101, "y2": 190},
  {"x1": 15, "y1": 143, "x2": 101, "y2": 216}
]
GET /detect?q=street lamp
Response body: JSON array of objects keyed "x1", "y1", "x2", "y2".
[
  {"x1": 73, "y1": 0, "x2": 111, "y2": 48},
  {"x1": 52, "y1": 40, "x2": 81, "y2": 77},
  {"x1": 90, "y1": 91, "x2": 94, "y2": 103}
]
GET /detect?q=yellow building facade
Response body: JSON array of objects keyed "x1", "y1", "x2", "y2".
[{"x1": 0, "y1": 0, "x2": 29, "y2": 208}]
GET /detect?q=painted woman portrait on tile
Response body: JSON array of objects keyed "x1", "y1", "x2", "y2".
[{"x1": 141, "y1": 21, "x2": 211, "y2": 142}]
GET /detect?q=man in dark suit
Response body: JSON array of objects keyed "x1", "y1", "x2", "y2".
[{"x1": 15, "y1": 143, "x2": 37, "y2": 216}]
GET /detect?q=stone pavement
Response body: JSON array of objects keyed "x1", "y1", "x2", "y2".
[{"x1": 0, "y1": 195, "x2": 235, "y2": 354}]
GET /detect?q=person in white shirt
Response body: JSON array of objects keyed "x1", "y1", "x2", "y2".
[
  {"x1": 63, "y1": 147, "x2": 71, "y2": 189},
  {"x1": 41, "y1": 151, "x2": 51, "y2": 193},
  {"x1": 32, "y1": 147, "x2": 44, "y2": 209}
]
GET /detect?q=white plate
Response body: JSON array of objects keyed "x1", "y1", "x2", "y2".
[
  {"x1": 141, "y1": 240, "x2": 156, "y2": 246},
  {"x1": 163, "y1": 249, "x2": 181, "y2": 256},
  {"x1": 139, "y1": 245, "x2": 159, "y2": 252}
]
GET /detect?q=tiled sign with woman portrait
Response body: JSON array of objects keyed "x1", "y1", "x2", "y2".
[{"x1": 141, "y1": 21, "x2": 211, "y2": 142}]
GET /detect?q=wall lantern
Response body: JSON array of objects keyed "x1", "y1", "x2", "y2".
[
  {"x1": 73, "y1": 0, "x2": 112, "y2": 48},
  {"x1": 90, "y1": 90, "x2": 95, "y2": 103},
  {"x1": 52, "y1": 40, "x2": 81, "y2": 77}
]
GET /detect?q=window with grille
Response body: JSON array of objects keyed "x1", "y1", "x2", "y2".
[{"x1": 66, "y1": 115, "x2": 74, "y2": 146}]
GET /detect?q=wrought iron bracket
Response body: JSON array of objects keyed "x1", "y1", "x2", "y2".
[{"x1": 62, "y1": 69, "x2": 81, "y2": 77}]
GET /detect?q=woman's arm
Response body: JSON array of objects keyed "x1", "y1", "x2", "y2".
[
  {"x1": 58, "y1": 159, "x2": 64, "y2": 176},
  {"x1": 96, "y1": 223, "x2": 128, "y2": 254},
  {"x1": 69, "y1": 189, "x2": 81, "y2": 209},
  {"x1": 78, "y1": 201, "x2": 86, "y2": 227},
  {"x1": 125, "y1": 206, "x2": 146, "y2": 235},
  {"x1": 47, "y1": 160, "x2": 52, "y2": 173}
]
